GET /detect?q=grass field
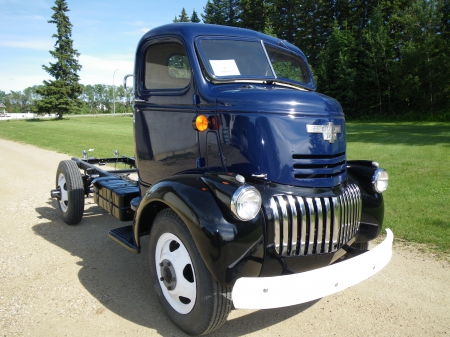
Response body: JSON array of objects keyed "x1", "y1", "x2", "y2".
[
  {"x1": 0, "y1": 115, "x2": 135, "y2": 158},
  {"x1": 346, "y1": 122, "x2": 450, "y2": 254},
  {"x1": 1, "y1": 116, "x2": 449, "y2": 253}
]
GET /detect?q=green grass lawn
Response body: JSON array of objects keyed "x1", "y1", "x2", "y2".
[
  {"x1": 346, "y1": 122, "x2": 450, "y2": 253},
  {"x1": 1, "y1": 116, "x2": 449, "y2": 254},
  {"x1": 0, "y1": 115, "x2": 135, "y2": 158}
]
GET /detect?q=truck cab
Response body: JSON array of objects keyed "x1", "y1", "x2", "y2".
[{"x1": 52, "y1": 23, "x2": 392, "y2": 336}]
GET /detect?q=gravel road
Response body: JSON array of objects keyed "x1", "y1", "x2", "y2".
[{"x1": 0, "y1": 138, "x2": 449, "y2": 337}]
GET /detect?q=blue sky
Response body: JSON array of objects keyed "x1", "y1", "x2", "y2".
[{"x1": 0, "y1": 0, "x2": 208, "y2": 92}]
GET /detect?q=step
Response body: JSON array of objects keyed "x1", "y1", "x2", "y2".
[{"x1": 108, "y1": 225, "x2": 139, "y2": 253}]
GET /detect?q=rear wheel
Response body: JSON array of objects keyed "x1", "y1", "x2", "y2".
[
  {"x1": 55, "y1": 160, "x2": 84, "y2": 225},
  {"x1": 149, "y1": 209, "x2": 232, "y2": 336}
]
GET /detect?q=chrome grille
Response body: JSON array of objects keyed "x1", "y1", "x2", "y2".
[{"x1": 270, "y1": 184, "x2": 362, "y2": 256}]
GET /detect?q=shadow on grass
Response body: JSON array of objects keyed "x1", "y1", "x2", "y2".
[
  {"x1": 24, "y1": 117, "x2": 65, "y2": 122},
  {"x1": 346, "y1": 123, "x2": 450, "y2": 146},
  {"x1": 33, "y1": 199, "x2": 317, "y2": 336}
]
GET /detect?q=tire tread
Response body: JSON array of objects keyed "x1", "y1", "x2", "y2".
[{"x1": 56, "y1": 160, "x2": 84, "y2": 225}]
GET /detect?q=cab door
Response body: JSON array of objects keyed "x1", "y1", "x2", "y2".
[{"x1": 134, "y1": 38, "x2": 199, "y2": 190}]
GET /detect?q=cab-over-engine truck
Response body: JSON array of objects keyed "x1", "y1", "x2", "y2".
[{"x1": 51, "y1": 23, "x2": 393, "y2": 336}]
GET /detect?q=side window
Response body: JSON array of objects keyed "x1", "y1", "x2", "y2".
[{"x1": 145, "y1": 42, "x2": 191, "y2": 90}]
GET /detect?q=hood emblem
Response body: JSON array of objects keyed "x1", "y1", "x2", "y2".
[{"x1": 306, "y1": 122, "x2": 342, "y2": 143}]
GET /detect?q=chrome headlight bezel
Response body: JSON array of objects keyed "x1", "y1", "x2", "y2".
[
  {"x1": 230, "y1": 185, "x2": 262, "y2": 221},
  {"x1": 372, "y1": 168, "x2": 389, "y2": 193}
]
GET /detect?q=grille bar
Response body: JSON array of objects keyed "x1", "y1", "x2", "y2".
[
  {"x1": 292, "y1": 152, "x2": 347, "y2": 187},
  {"x1": 271, "y1": 184, "x2": 362, "y2": 256}
]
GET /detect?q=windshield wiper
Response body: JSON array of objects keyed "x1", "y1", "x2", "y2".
[{"x1": 264, "y1": 79, "x2": 309, "y2": 91}]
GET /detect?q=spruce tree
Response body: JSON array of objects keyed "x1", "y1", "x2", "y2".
[
  {"x1": 34, "y1": 0, "x2": 82, "y2": 119},
  {"x1": 239, "y1": 0, "x2": 274, "y2": 33},
  {"x1": 191, "y1": 9, "x2": 201, "y2": 23},
  {"x1": 202, "y1": 0, "x2": 240, "y2": 26},
  {"x1": 178, "y1": 8, "x2": 191, "y2": 22}
]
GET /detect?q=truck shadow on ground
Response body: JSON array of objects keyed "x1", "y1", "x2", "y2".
[{"x1": 34, "y1": 199, "x2": 318, "y2": 336}]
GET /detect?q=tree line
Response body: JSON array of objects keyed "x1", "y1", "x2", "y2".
[
  {"x1": 1, "y1": 0, "x2": 448, "y2": 120},
  {"x1": 0, "y1": 84, "x2": 133, "y2": 115},
  {"x1": 179, "y1": 0, "x2": 450, "y2": 120}
]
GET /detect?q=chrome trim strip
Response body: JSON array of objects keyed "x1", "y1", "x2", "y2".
[
  {"x1": 298, "y1": 197, "x2": 306, "y2": 255},
  {"x1": 305, "y1": 198, "x2": 315, "y2": 255},
  {"x1": 315, "y1": 197, "x2": 323, "y2": 254},
  {"x1": 287, "y1": 195, "x2": 298, "y2": 256},
  {"x1": 280, "y1": 196, "x2": 289, "y2": 255},
  {"x1": 323, "y1": 198, "x2": 331, "y2": 253},
  {"x1": 271, "y1": 197, "x2": 281, "y2": 255}
]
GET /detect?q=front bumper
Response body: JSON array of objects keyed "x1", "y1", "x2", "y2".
[{"x1": 232, "y1": 229, "x2": 393, "y2": 309}]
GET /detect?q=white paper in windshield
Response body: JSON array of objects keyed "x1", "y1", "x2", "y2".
[{"x1": 209, "y1": 60, "x2": 240, "y2": 76}]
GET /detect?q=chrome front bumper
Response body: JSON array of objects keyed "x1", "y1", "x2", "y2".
[{"x1": 232, "y1": 229, "x2": 393, "y2": 309}]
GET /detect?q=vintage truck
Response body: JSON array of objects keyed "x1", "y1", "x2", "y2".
[{"x1": 51, "y1": 23, "x2": 393, "y2": 336}]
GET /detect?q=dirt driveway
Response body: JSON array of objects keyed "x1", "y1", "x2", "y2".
[{"x1": 0, "y1": 138, "x2": 449, "y2": 337}]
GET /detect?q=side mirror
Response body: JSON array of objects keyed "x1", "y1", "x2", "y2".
[{"x1": 123, "y1": 74, "x2": 134, "y2": 91}]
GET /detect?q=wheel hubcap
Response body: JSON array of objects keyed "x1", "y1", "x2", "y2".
[
  {"x1": 159, "y1": 259, "x2": 177, "y2": 290},
  {"x1": 57, "y1": 173, "x2": 69, "y2": 212},
  {"x1": 155, "y1": 233, "x2": 196, "y2": 314}
]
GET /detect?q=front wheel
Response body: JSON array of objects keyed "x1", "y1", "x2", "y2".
[
  {"x1": 149, "y1": 209, "x2": 232, "y2": 336},
  {"x1": 55, "y1": 160, "x2": 84, "y2": 225}
]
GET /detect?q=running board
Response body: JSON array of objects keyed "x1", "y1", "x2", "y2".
[{"x1": 108, "y1": 225, "x2": 140, "y2": 254}]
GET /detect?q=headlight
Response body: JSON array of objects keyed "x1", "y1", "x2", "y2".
[
  {"x1": 231, "y1": 186, "x2": 262, "y2": 221},
  {"x1": 373, "y1": 168, "x2": 388, "y2": 193}
]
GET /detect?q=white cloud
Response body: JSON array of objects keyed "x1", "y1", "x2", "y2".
[
  {"x1": 139, "y1": 27, "x2": 151, "y2": 34},
  {"x1": 78, "y1": 54, "x2": 134, "y2": 86},
  {"x1": 119, "y1": 27, "x2": 152, "y2": 36},
  {"x1": 0, "y1": 39, "x2": 54, "y2": 51},
  {"x1": 0, "y1": 54, "x2": 134, "y2": 92},
  {"x1": 0, "y1": 74, "x2": 51, "y2": 92},
  {"x1": 23, "y1": 15, "x2": 46, "y2": 21},
  {"x1": 0, "y1": 39, "x2": 52, "y2": 51}
]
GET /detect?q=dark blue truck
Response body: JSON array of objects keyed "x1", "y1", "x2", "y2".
[{"x1": 51, "y1": 23, "x2": 393, "y2": 336}]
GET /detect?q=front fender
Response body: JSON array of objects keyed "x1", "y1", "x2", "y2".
[
  {"x1": 347, "y1": 161, "x2": 385, "y2": 242},
  {"x1": 134, "y1": 174, "x2": 264, "y2": 286}
]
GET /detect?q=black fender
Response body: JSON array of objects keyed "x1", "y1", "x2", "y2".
[
  {"x1": 133, "y1": 173, "x2": 265, "y2": 286},
  {"x1": 347, "y1": 160, "x2": 385, "y2": 242}
]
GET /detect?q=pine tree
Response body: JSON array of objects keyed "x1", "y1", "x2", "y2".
[
  {"x1": 239, "y1": 0, "x2": 274, "y2": 33},
  {"x1": 319, "y1": 21, "x2": 358, "y2": 115},
  {"x1": 178, "y1": 8, "x2": 191, "y2": 22},
  {"x1": 191, "y1": 9, "x2": 201, "y2": 22},
  {"x1": 34, "y1": 0, "x2": 82, "y2": 118},
  {"x1": 270, "y1": 0, "x2": 302, "y2": 42},
  {"x1": 202, "y1": 0, "x2": 240, "y2": 26}
]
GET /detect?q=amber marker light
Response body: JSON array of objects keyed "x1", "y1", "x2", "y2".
[{"x1": 193, "y1": 115, "x2": 209, "y2": 131}]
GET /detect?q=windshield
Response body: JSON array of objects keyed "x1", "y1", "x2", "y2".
[
  {"x1": 197, "y1": 38, "x2": 275, "y2": 79},
  {"x1": 196, "y1": 38, "x2": 312, "y2": 89},
  {"x1": 264, "y1": 44, "x2": 312, "y2": 85}
]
